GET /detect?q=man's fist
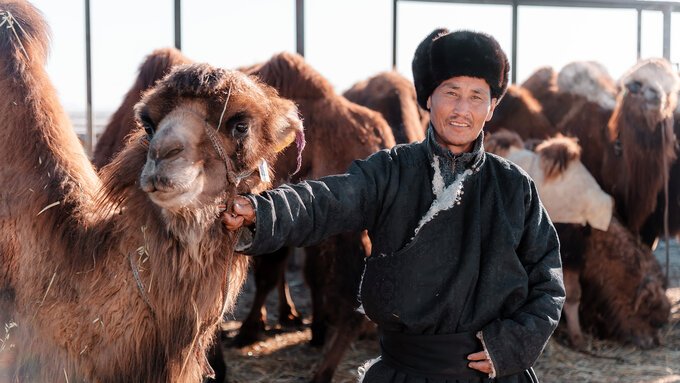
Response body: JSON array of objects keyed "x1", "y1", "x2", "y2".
[{"x1": 221, "y1": 195, "x2": 256, "y2": 231}]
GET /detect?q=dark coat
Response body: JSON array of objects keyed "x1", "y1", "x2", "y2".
[{"x1": 240, "y1": 129, "x2": 565, "y2": 382}]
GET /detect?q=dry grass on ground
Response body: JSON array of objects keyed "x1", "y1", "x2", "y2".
[{"x1": 221, "y1": 288, "x2": 679, "y2": 383}]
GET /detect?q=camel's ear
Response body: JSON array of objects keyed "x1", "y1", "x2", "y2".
[{"x1": 272, "y1": 98, "x2": 304, "y2": 154}]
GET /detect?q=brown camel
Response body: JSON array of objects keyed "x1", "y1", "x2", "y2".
[
  {"x1": 521, "y1": 60, "x2": 679, "y2": 235},
  {"x1": 90, "y1": 47, "x2": 230, "y2": 381},
  {"x1": 242, "y1": 52, "x2": 395, "y2": 383},
  {"x1": 343, "y1": 70, "x2": 428, "y2": 144},
  {"x1": 521, "y1": 62, "x2": 617, "y2": 128},
  {"x1": 91, "y1": 49, "x2": 395, "y2": 383},
  {"x1": 580, "y1": 217, "x2": 671, "y2": 349},
  {"x1": 486, "y1": 131, "x2": 670, "y2": 349},
  {"x1": 484, "y1": 84, "x2": 558, "y2": 140},
  {"x1": 640, "y1": 106, "x2": 680, "y2": 246},
  {"x1": 0, "y1": 2, "x2": 302, "y2": 382},
  {"x1": 93, "y1": 47, "x2": 191, "y2": 169}
]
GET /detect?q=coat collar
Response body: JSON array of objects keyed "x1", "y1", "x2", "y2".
[{"x1": 425, "y1": 124, "x2": 486, "y2": 180}]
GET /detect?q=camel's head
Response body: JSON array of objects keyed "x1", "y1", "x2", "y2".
[
  {"x1": 557, "y1": 61, "x2": 617, "y2": 110},
  {"x1": 618, "y1": 58, "x2": 680, "y2": 130},
  {"x1": 630, "y1": 273, "x2": 671, "y2": 348},
  {"x1": 134, "y1": 63, "x2": 303, "y2": 212}
]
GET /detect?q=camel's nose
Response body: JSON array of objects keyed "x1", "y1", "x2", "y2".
[{"x1": 140, "y1": 174, "x2": 157, "y2": 193}]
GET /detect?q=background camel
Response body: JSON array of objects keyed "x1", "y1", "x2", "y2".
[
  {"x1": 486, "y1": 131, "x2": 670, "y2": 349},
  {"x1": 343, "y1": 70, "x2": 427, "y2": 144},
  {"x1": 520, "y1": 60, "x2": 679, "y2": 236},
  {"x1": 484, "y1": 84, "x2": 558, "y2": 140},
  {"x1": 0, "y1": 2, "x2": 302, "y2": 381},
  {"x1": 640, "y1": 106, "x2": 680, "y2": 247},
  {"x1": 93, "y1": 47, "x2": 192, "y2": 169},
  {"x1": 241, "y1": 52, "x2": 395, "y2": 383}
]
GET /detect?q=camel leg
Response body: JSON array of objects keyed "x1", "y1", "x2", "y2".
[
  {"x1": 304, "y1": 245, "x2": 328, "y2": 347},
  {"x1": 307, "y1": 231, "x2": 369, "y2": 382},
  {"x1": 234, "y1": 247, "x2": 289, "y2": 347},
  {"x1": 563, "y1": 268, "x2": 584, "y2": 349},
  {"x1": 205, "y1": 334, "x2": 226, "y2": 383},
  {"x1": 276, "y1": 248, "x2": 303, "y2": 328},
  {"x1": 310, "y1": 315, "x2": 366, "y2": 383},
  {"x1": 0, "y1": 347, "x2": 16, "y2": 383},
  {"x1": 0, "y1": 296, "x2": 15, "y2": 383}
]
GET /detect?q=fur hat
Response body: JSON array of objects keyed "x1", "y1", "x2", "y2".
[{"x1": 412, "y1": 28, "x2": 509, "y2": 110}]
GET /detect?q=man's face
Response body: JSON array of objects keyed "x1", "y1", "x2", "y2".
[{"x1": 427, "y1": 76, "x2": 497, "y2": 154}]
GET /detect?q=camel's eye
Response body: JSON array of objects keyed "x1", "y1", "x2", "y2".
[
  {"x1": 235, "y1": 121, "x2": 249, "y2": 134},
  {"x1": 138, "y1": 110, "x2": 155, "y2": 138},
  {"x1": 227, "y1": 112, "x2": 250, "y2": 138},
  {"x1": 626, "y1": 81, "x2": 642, "y2": 94}
]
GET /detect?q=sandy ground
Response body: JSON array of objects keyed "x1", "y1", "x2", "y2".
[{"x1": 220, "y1": 240, "x2": 680, "y2": 383}]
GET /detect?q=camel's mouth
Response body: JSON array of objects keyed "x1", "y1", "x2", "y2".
[
  {"x1": 144, "y1": 176, "x2": 204, "y2": 210},
  {"x1": 140, "y1": 161, "x2": 207, "y2": 211}
]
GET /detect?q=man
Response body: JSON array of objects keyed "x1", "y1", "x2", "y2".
[{"x1": 224, "y1": 29, "x2": 565, "y2": 382}]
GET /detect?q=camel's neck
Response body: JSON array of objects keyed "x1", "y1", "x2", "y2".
[
  {"x1": 606, "y1": 99, "x2": 675, "y2": 232},
  {"x1": 0, "y1": 53, "x2": 111, "y2": 269},
  {"x1": 101, "y1": 198, "x2": 245, "y2": 382}
]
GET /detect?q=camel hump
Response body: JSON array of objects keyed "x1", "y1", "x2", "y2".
[
  {"x1": 0, "y1": 1, "x2": 50, "y2": 72},
  {"x1": 521, "y1": 66, "x2": 557, "y2": 93},
  {"x1": 557, "y1": 61, "x2": 617, "y2": 109},
  {"x1": 253, "y1": 51, "x2": 333, "y2": 99},
  {"x1": 535, "y1": 134, "x2": 581, "y2": 180},
  {"x1": 485, "y1": 129, "x2": 524, "y2": 157},
  {"x1": 136, "y1": 47, "x2": 192, "y2": 90}
]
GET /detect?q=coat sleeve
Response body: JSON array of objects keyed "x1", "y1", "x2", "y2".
[
  {"x1": 236, "y1": 149, "x2": 394, "y2": 255},
  {"x1": 481, "y1": 178, "x2": 566, "y2": 377}
]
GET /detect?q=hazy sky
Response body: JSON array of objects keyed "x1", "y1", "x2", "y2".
[{"x1": 27, "y1": 0, "x2": 680, "y2": 115}]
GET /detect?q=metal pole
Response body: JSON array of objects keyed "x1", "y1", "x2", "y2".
[
  {"x1": 174, "y1": 0, "x2": 181, "y2": 50},
  {"x1": 84, "y1": 0, "x2": 93, "y2": 156},
  {"x1": 296, "y1": 0, "x2": 304, "y2": 56},
  {"x1": 392, "y1": 0, "x2": 398, "y2": 69},
  {"x1": 636, "y1": 8, "x2": 642, "y2": 60},
  {"x1": 662, "y1": 5, "x2": 671, "y2": 60},
  {"x1": 511, "y1": 0, "x2": 518, "y2": 84}
]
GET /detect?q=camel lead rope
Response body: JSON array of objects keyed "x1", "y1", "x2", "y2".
[
  {"x1": 129, "y1": 252, "x2": 157, "y2": 320},
  {"x1": 661, "y1": 120, "x2": 671, "y2": 287},
  {"x1": 0, "y1": 10, "x2": 30, "y2": 60}
]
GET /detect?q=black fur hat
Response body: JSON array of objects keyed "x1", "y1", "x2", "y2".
[{"x1": 412, "y1": 28, "x2": 509, "y2": 110}]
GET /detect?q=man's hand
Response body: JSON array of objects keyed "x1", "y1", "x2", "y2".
[
  {"x1": 467, "y1": 351, "x2": 493, "y2": 375},
  {"x1": 221, "y1": 196, "x2": 256, "y2": 231}
]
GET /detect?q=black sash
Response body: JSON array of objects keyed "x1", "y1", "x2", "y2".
[{"x1": 379, "y1": 329, "x2": 487, "y2": 380}]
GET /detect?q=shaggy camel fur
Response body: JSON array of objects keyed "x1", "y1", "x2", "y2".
[
  {"x1": 343, "y1": 71, "x2": 427, "y2": 144},
  {"x1": 580, "y1": 217, "x2": 671, "y2": 348},
  {"x1": 243, "y1": 52, "x2": 395, "y2": 383},
  {"x1": 93, "y1": 47, "x2": 191, "y2": 169},
  {"x1": 0, "y1": 2, "x2": 302, "y2": 381},
  {"x1": 89, "y1": 47, "x2": 231, "y2": 382},
  {"x1": 521, "y1": 60, "x2": 679, "y2": 235},
  {"x1": 640, "y1": 107, "x2": 680, "y2": 246}
]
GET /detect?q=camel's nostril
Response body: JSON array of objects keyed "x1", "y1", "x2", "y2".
[{"x1": 141, "y1": 176, "x2": 157, "y2": 193}]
